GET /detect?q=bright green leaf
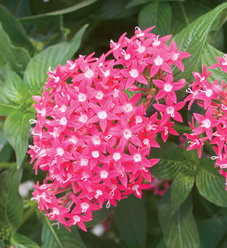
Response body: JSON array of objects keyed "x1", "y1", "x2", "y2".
[
  {"x1": 0, "y1": 104, "x2": 18, "y2": 116},
  {"x1": 201, "y1": 43, "x2": 227, "y2": 83},
  {"x1": 171, "y1": 173, "x2": 194, "y2": 212},
  {"x1": 173, "y1": 2, "x2": 227, "y2": 82},
  {"x1": 0, "y1": 166, "x2": 23, "y2": 230},
  {"x1": 138, "y1": 2, "x2": 171, "y2": 36},
  {"x1": 196, "y1": 159, "x2": 227, "y2": 207},
  {"x1": 0, "y1": 24, "x2": 31, "y2": 74},
  {"x1": 23, "y1": 24, "x2": 88, "y2": 95},
  {"x1": 115, "y1": 195, "x2": 147, "y2": 248},
  {"x1": 0, "y1": 6, "x2": 35, "y2": 55},
  {"x1": 3, "y1": 111, "x2": 33, "y2": 167},
  {"x1": 11, "y1": 233, "x2": 40, "y2": 248},
  {"x1": 41, "y1": 217, "x2": 86, "y2": 248},
  {"x1": 158, "y1": 189, "x2": 199, "y2": 248}
]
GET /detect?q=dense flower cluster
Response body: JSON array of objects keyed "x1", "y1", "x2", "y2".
[
  {"x1": 184, "y1": 56, "x2": 227, "y2": 189},
  {"x1": 28, "y1": 26, "x2": 190, "y2": 230}
]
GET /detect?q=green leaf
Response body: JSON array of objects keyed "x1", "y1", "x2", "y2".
[
  {"x1": 0, "y1": 6, "x2": 35, "y2": 55},
  {"x1": 173, "y1": 2, "x2": 227, "y2": 82},
  {"x1": 0, "y1": 166, "x2": 23, "y2": 230},
  {"x1": 0, "y1": 23, "x2": 31, "y2": 74},
  {"x1": 1, "y1": 66, "x2": 30, "y2": 105},
  {"x1": 171, "y1": 173, "x2": 194, "y2": 212},
  {"x1": 19, "y1": 0, "x2": 97, "y2": 24},
  {"x1": 127, "y1": 0, "x2": 184, "y2": 9},
  {"x1": 197, "y1": 217, "x2": 227, "y2": 248},
  {"x1": 23, "y1": 24, "x2": 88, "y2": 95},
  {"x1": 41, "y1": 217, "x2": 86, "y2": 248},
  {"x1": 0, "y1": 142, "x2": 13, "y2": 163},
  {"x1": 11, "y1": 233, "x2": 40, "y2": 248},
  {"x1": 196, "y1": 159, "x2": 227, "y2": 207},
  {"x1": 114, "y1": 195, "x2": 147, "y2": 248},
  {"x1": 138, "y1": 2, "x2": 171, "y2": 36},
  {"x1": 201, "y1": 43, "x2": 227, "y2": 83},
  {"x1": 158, "y1": 189, "x2": 199, "y2": 248},
  {"x1": 3, "y1": 111, "x2": 33, "y2": 167},
  {"x1": 150, "y1": 142, "x2": 197, "y2": 180},
  {"x1": 0, "y1": 104, "x2": 18, "y2": 116}
]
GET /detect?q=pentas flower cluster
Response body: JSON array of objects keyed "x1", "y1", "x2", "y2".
[
  {"x1": 28, "y1": 26, "x2": 190, "y2": 231},
  {"x1": 184, "y1": 56, "x2": 227, "y2": 189}
]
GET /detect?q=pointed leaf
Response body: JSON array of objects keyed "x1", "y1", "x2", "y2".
[
  {"x1": 201, "y1": 43, "x2": 227, "y2": 83},
  {"x1": 173, "y1": 2, "x2": 227, "y2": 82},
  {"x1": 0, "y1": 6, "x2": 35, "y2": 54},
  {"x1": 0, "y1": 24, "x2": 31, "y2": 74},
  {"x1": 114, "y1": 195, "x2": 147, "y2": 248},
  {"x1": 196, "y1": 159, "x2": 227, "y2": 207},
  {"x1": 23, "y1": 24, "x2": 88, "y2": 95},
  {"x1": 41, "y1": 217, "x2": 86, "y2": 248},
  {"x1": 0, "y1": 166, "x2": 23, "y2": 230},
  {"x1": 3, "y1": 111, "x2": 33, "y2": 167},
  {"x1": 158, "y1": 189, "x2": 199, "y2": 248},
  {"x1": 138, "y1": 2, "x2": 171, "y2": 36},
  {"x1": 11, "y1": 233, "x2": 40, "y2": 248},
  {"x1": 171, "y1": 173, "x2": 194, "y2": 212}
]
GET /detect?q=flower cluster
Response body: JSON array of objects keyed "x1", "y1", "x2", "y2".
[
  {"x1": 28, "y1": 26, "x2": 190, "y2": 230},
  {"x1": 184, "y1": 56, "x2": 227, "y2": 189}
]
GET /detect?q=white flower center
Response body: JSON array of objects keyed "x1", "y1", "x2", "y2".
[
  {"x1": 205, "y1": 89, "x2": 213, "y2": 97},
  {"x1": 73, "y1": 215, "x2": 81, "y2": 224},
  {"x1": 202, "y1": 119, "x2": 211, "y2": 128},
  {"x1": 172, "y1": 53, "x2": 179, "y2": 61},
  {"x1": 95, "y1": 190, "x2": 103, "y2": 198},
  {"x1": 79, "y1": 114, "x2": 88, "y2": 123},
  {"x1": 143, "y1": 138, "x2": 150, "y2": 146},
  {"x1": 69, "y1": 136, "x2": 78, "y2": 145},
  {"x1": 56, "y1": 147, "x2": 64, "y2": 156},
  {"x1": 133, "y1": 153, "x2": 141, "y2": 162},
  {"x1": 123, "y1": 129, "x2": 132, "y2": 139},
  {"x1": 92, "y1": 136, "x2": 101, "y2": 145},
  {"x1": 154, "y1": 56, "x2": 163, "y2": 66},
  {"x1": 92, "y1": 151, "x2": 99, "y2": 158},
  {"x1": 129, "y1": 69, "x2": 139, "y2": 78},
  {"x1": 166, "y1": 106, "x2": 174, "y2": 116},
  {"x1": 41, "y1": 108, "x2": 46, "y2": 117},
  {"x1": 97, "y1": 110, "x2": 107, "y2": 119},
  {"x1": 164, "y1": 83, "x2": 173, "y2": 92},
  {"x1": 80, "y1": 159, "x2": 88, "y2": 166},
  {"x1": 81, "y1": 203, "x2": 89, "y2": 212},
  {"x1": 59, "y1": 117, "x2": 67, "y2": 125},
  {"x1": 137, "y1": 46, "x2": 145, "y2": 53},
  {"x1": 100, "y1": 170, "x2": 108, "y2": 179},
  {"x1": 113, "y1": 152, "x2": 121, "y2": 161},
  {"x1": 52, "y1": 207, "x2": 59, "y2": 215},
  {"x1": 96, "y1": 91, "x2": 104, "y2": 100},
  {"x1": 136, "y1": 116, "x2": 142, "y2": 124},
  {"x1": 78, "y1": 93, "x2": 87, "y2": 102},
  {"x1": 59, "y1": 105, "x2": 67, "y2": 112},
  {"x1": 124, "y1": 103, "x2": 133, "y2": 112},
  {"x1": 85, "y1": 69, "x2": 94, "y2": 79},
  {"x1": 153, "y1": 38, "x2": 160, "y2": 46}
]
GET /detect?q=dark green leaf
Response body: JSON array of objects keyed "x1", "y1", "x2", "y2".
[
  {"x1": 197, "y1": 217, "x2": 227, "y2": 248},
  {"x1": 19, "y1": 0, "x2": 97, "y2": 24},
  {"x1": 114, "y1": 195, "x2": 147, "y2": 248},
  {"x1": 138, "y1": 2, "x2": 171, "y2": 36},
  {"x1": 127, "y1": 0, "x2": 184, "y2": 9},
  {"x1": 11, "y1": 233, "x2": 40, "y2": 248},
  {"x1": 173, "y1": 2, "x2": 227, "y2": 82},
  {"x1": 171, "y1": 173, "x2": 194, "y2": 212},
  {"x1": 3, "y1": 111, "x2": 33, "y2": 167},
  {"x1": 196, "y1": 159, "x2": 227, "y2": 207},
  {"x1": 23, "y1": 24, "x2": 88, "y2": 94},
  {"x1": 0, "y1": 142, "x2": 13, "y2": 163},
  {"x1": 201, "y1": 43, "x2": 227, "y2": 83},
  {"x1": 41, "y1": 217, "x2": 86, "y2": 248},
  {"x1": 0, "y1": 5, "x2": 35, "y2": 54},
  {"x1": 150, "y1": 142, "x2": 197, "y2": 180},
  {"x1": 158, "y1": 189, "x2": 199, "y2": 248},
  {"x1": 0, "y1": 166, "x2": 23, "y2": 230},
  {"x1": 0, "y1": 24, "x2": 31, "y2": 74}
]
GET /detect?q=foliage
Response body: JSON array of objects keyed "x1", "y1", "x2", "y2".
[{"x1": 0, "y1": 0, "x2": 226, "y2": 247}]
